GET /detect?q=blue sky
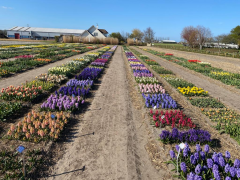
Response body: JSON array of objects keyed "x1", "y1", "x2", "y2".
[{"x1": 0, "y1": 0, "x2": 239, "y2": 42}]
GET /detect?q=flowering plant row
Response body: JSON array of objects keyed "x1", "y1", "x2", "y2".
[
  {"x1": 66, "y1": 79, "x2": 93, "y2": 88},
  {"x1": 0, "y1": 85, "x2": 42, "y2": 101},
  {"x1": 150, "y1": 109, "x2": 195, "y2": 128},
  {"x1": 178, "y1": 86, "x2": 208, "y2": 97},
  {"x1": 139, "y1": 83, "x2": 165, "y2": 94},
  {"x1": 40, "y1": 94, "x2": 84, "y2": 112},
  {"x1": 36, "y1": 74, "x2": 68, "y2": 84},
  {"x1": 143, "y1": 93, "x2": 177, "y2": 109},
  {"x1": 6, "y1": 111, "x2": 69, "y2": 142},
  {"x1": 168, "y1": 144, "x2": 240, "y2": 179},
  {"x1": 160, "y1": 128, "x2": 211, "y2": 144},
  {"x1": 56, "y1": 86, "x2": 90, "y2": 97}
]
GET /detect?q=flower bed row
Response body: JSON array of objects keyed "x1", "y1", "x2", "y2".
[
  {"x1": 130, "y1": 47, "x2": 240, "y2": 179},
  {"x1": 0, "y1": 45, "x2": 117, "y2": 178},
  {"x1": 0, "y1": 44, "x2": 103, "y2": 78},
  {"x1": 142, "y1": 48, "x2": 240, "y2": 88}
]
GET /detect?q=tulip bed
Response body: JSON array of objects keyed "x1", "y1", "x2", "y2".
[
  {"x1": 129, "y1": 47, "x2": 240, "y2": 179},
  {"x1": 0, "y1": 45, "x2": 118, "y2": 178},
  {"x1": 141, "y1": 48, "x2": 240, "y2": 88}
]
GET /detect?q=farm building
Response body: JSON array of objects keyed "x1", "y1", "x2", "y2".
[
  {"x1": 162, "y1": 40, "x2": 177, "y2": 44},
  {"x1": 7, "y1": 25, "x2": 108, "y2": 40}
]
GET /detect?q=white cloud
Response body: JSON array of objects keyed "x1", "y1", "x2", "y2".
[{"x1": 2, "y1": 6, "x2": 13, "y2": 9}]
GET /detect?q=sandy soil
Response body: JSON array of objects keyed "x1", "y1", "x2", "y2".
[
  {"x1": 46, "y1": 47, "x2": 167, "y2": 180},
  {"x1": 0, "y1": 47, "x2": 105, "y2": 90},
  {"x1": 146, "y1": 46, "x2": 240, "y2": 73},
  {"x1": 132, "y1": 47, "x2": 240, "y2": 113}
]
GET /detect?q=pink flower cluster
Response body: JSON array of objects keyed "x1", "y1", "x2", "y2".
[{"x1": 139, "y1": 83, "x2": 165, "y2": 94}]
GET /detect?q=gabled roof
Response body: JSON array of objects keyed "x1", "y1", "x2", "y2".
[
  {"x1": 8, "y1": 26, "x2": 85, "y2": 34},
  {"x1": 98, "y1": 29, "x2": 108, "y2": 34}
]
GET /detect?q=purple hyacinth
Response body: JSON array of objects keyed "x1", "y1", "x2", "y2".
[
  {"x1": 213, "y1": 170, "x2": 221, "y2": 180},
  {"x1": 194, "y1": 175, "x2": 202, "y2": 180},
  {"x1": 175, "y1": 145, "x2": 180, "y2": 152},
  {"x1": 190, "y1": 155, "x2": 196, "y2": 165},
  {"x1": 234, "y1": 159, "x2": 240, "y2": 168},
  {"x1": 225, "y1": 177, "x2": 231, "y2": 180},
  {"x1": 195, "y1": 164, "x2": 201, "y2": 175},
  {"x1": 230, "y1": 167, "x2": 236, "y2": 177},
  {"x1": 237, "y1": 168, "x2": 240, "y2": 178},
  {"x1": 187, "y1": 172, "x2": 195, "y2": 180},
  {"x1": 204, "y1": 144, "x2": 209, "y2": 153},
  {"x1": 207, "y1": 159, "x2": 213, "y2": 168},
  {"x1": 180, "y1": 162, "x2": 187, "y2": 173},
  {"x1": 225, "y1": 151, "x2": 231, "y2": 159},
  {"x1": 213, "y1": 164, "x2": 219, "y2": 171},
  {"x1": 225, "y1": 164, "x2": 230, "y2": 173},
  {"x1": 194, "y1": 152, "x2": 199, "y2": 161},
  {"x1": 196, "y1": 144, "x2": 201, "y2": 152},
  {"x1": 213, "y1": 154, "x2": 219, "y2": 165},
  {"x1": 219, "y1": 156, "x2": 225, "y2": 167},
  {"x1": 170, "y1": 150, "x2": 175, "y2": 159},
  {"x1": 200, "y1": 151, "x2": 205, "y2": 160},
  {"x1": 183, "y1": 147, "x2": 189, "y2": 157}
]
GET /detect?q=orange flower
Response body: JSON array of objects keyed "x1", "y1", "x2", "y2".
[
  {"x1": 10, "y1": 124, "x2": 15, "y2": 131},
  {"x1": 30, "y1": 127, "x2": 35, "y2": 134},
  {"x1": 26, "y1": 132, "x2": 31, "y2": 139}
]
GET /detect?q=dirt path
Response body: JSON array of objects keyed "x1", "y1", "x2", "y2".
[
  {"x1": 146, "y1": 46, "x2": 240, "y2": 73},
  {"x1": 132, "y1": 47, "x2": 240, "y2": 113},
  {"x1": 46, "y1": 47, "x2": 163, "y2": 180},
  {"x1": 0, "y1": 48, "x2": 104, "y2": 90}
]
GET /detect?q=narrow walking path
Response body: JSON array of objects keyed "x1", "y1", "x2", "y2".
[
  {"x1": 47, "y1": 47, "x2": 162, "y2": 180},
  {"x1": 146, "y1": 46, "x2": 240, "y2": 73},
  {"x1": 0, "y1": 47, "x2": 105, "y2": 90},
  {"x1": 132, "y1": 47, "x2": 240, "y2": 113}
]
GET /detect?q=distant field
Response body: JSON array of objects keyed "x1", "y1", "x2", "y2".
[
  {"x1": 0, "y1": 39, "x2": 56, "y2": 45},
  {"x1": 153, "y1": 43, "x2": 183, "y2": 47},
  {"x1": 152, "y1": 43, "x2": 240, "y2": 54}
]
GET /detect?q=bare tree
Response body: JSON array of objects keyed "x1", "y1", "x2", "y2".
[
  {"x1": 144, "y1": 27, "x2": 155, "y2": 44},
  {"x1": 196, "y1": 25, "x2": 212, "y2": 50},
  {"x1": 215, "y1": 34, "x2": 225, "y2": 52},
  {"x1": 181, "y1": 26, "x2": 198, "y2": 48}
]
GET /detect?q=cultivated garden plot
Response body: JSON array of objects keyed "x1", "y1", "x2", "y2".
[
  {"x1": 0, "y1": 45, "x2": 117, "y2": 179},
  {"x1": 147, "y1": 46, "x2": 240, "y2": 74},
  {"x1": 140, "y1": 48, "x2": 240, "y2": 89},
  {"x1": 131, "y1": 47, "x2": 240, "y2": 114},
  {"x1": 0, "y1": 43, "x2": 103, "y2": 78},
  {"x1": 125, "y1": 46, "x2": 240, "y2": 179}
]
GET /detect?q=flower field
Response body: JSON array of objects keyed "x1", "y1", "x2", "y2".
[
  {"x1": 0, "y1": 43, "x2": 104, "y2": 78},
  {"x1": 0, "y1": 44, "x2": 117, "y2": 178},
  {"x1": 128, "y1": 47, "x2": 240, "y2": 179},
  {"x1": 1, "y1": 44, "x2": 240, "y2": 179},
  {"x1": 141, "y1": 48, "x2": 240, "y2": 88}
]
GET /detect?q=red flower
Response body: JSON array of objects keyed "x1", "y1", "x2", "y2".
[{"x1": 155, "y1": 121, "x2": 159, "y2": 127}]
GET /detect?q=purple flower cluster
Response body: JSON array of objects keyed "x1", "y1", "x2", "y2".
[
  {"x1": 75, "y1": 67, "x2": 103, "y2": 80},
  {"x1": 169, "y1": 143, "x2": 240, "y2": 179},
  {"x1": 142, "y1": 93, "x2": 177, "y2": 109},
  {"x1": 90, "y1": 62, "x2": 105, "y2": 66},
  {"x1": 41, "y1": 94, "x2": 84, "y2": 111},
  {"x1": 55, "y1": 86, "x2": 90, "y2": 97},
  {"x1": 66, "y1": 79, "x2": 93, "y2": 88},
  {"x1": 160, "y1": 128, "x2": 212, "y2": 144}
]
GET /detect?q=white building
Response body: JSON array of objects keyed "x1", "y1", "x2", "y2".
[{"x1": 7, "y1": 25, "x2": 108, "y2": 40}]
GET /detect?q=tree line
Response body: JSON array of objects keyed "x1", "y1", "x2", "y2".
[
  {"x1": 109, "y1": 27, "x2": 156, "y2": 44},
  {"x1": 181, "y1": 25, "x2": 240, "y2": 50}
]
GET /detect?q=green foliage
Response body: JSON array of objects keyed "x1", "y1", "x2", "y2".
[
  {"x1": 0, "y1": 102, "x2": 22, "y2": 121},
  {"x1": 55, "y1": 36, "x2": 60, "y2": 43},
  {"x1": 109, "y1": 32, "x2": 124, "y2": 43},
  {"x1": 230, "y1": 25, "x2": 240, "y2": 45},
  {"x1": 189, "y1": 98, "x2": 225, "y2": 108}
]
